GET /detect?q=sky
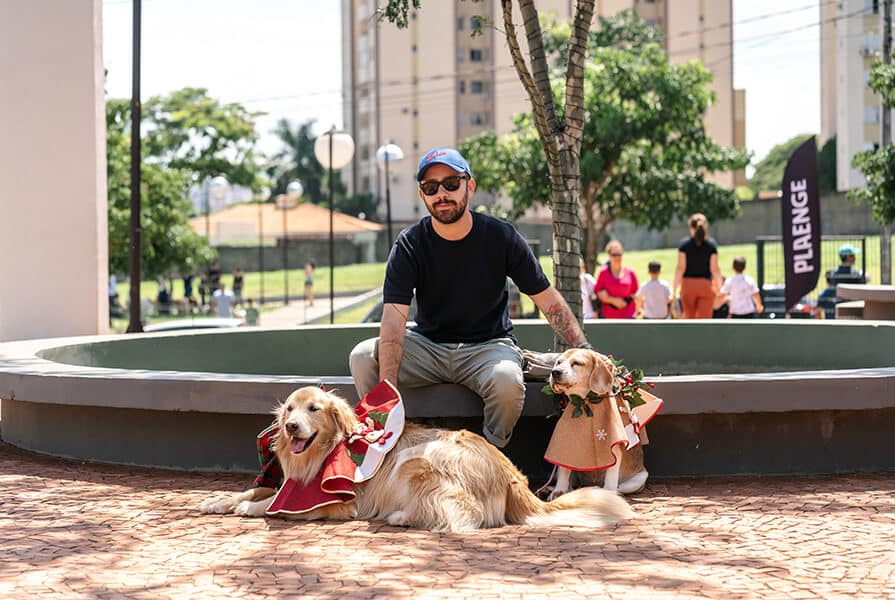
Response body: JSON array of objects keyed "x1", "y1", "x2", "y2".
[{"x1": 102, "y1": 0, "x2": 823, "y2": 169}]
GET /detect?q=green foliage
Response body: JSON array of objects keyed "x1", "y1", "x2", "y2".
[
  {"x1": 849, "y1": 145, "x2": 895, "y2": 225},
  {"x1": 377, "y1": 0, "x2": 421, "y2": 28},
  {"x1": 735, "y1": 186, "x2": 755, "y2": 201},
  {"x1": 462, "y1": 14, "x2": 748, "y2": 259},
  {"x1": 818, "y1": 136, "x2": 837, "y2": 195},
  {"x1": 868, "y1": 61, "x2": 895, "y2": 107},
  {"x1": 337, "y1": 192, "x2": 380, "y2": 219},
  {"x1": 747, "y1": 133, "x2": 813, "y2": 194},
  {"x1": 143, "y1": 87, "x2": 263, "y2": 189},
  {"x1": 268, "y1": 119, "x2": 326, "y2": 205},
  {"x1": 106, "y1": 99, "x2": 214, "y2": 277},
  {"x1": 107, "y1": 87, "x2": 262, "y2": 277},
  {"x1": 848, "y1": 60, "x2": 895, "y2": 225}
]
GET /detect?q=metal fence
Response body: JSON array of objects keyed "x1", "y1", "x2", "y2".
[{"x1": 755, "y1": 235, "x2": 867, "y2": 309}]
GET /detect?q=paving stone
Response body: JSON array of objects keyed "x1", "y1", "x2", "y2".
[{"x1": 1, "y1": 442, "x2": 893, "y2": 598}]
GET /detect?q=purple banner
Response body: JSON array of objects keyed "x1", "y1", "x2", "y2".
[{"x1": 780, "y1": 136, "x2": 820, "y2": 311}]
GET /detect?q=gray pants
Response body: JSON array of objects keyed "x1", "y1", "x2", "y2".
[{"x1": 348, "y1": 330, "x2": 525, "y2": 448}]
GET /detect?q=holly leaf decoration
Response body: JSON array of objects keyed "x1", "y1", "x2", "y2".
[
  {"x1": 348, "y1": 449, "x2": 365, "y2": 467},
  {"x1": 367, "y1": 411, "x2": 388, "y2": 427}
]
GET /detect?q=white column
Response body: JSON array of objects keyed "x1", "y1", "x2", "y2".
[{"x1": 0, "y1": 0, "x2": 108, "y2": 340}]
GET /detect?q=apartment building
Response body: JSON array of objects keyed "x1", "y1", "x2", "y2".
[
  {"x1": 342, "y1": 0, "x2": 745, "y2": 222},
  {"x1": 821, "y1": 0, "x2": 886, "y2": 191}
]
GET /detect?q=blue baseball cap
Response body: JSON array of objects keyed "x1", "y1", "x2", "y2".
[
  {"x1": 838, "y1": 244, "x2": 859, "y2": 258},
  {"x1": 416, "y1": 148, "x2": 473, "y2": 181}
]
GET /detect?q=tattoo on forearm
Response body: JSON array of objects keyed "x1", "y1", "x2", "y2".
[{"x1": 542, "y1": 302, "x2": 582, "y2": 345}]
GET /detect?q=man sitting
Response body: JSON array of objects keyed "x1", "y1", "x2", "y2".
[{"x1": 349, "y1": 147, "x2": 593, "y2": 450}]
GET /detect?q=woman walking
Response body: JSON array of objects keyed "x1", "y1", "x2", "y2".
[{"x1": 673, "y1": 213, "x2": 723, "y2": 319}]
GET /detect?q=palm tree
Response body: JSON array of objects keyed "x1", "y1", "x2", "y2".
[{"x1": 268, "y1": 118, "x2": 326, "y2": 204}]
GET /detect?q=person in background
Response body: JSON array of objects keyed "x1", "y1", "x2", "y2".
[
  {"x1": 721, "y1": 257, "x2": 763, "y2": 319},
  {"x1": 182, "y1": 273, "x2": 195, "y2": 311},
  {"x1": 232, "y1": 267, "x2": 244, "y2": 306},
  {"x1": 579, "y1": 257, "x2": 598, "y2": 319},
  {"x1": 635, "y1": 261, "x2": 672, "y2": 319},
  {"x1": 304, "y1": 261, "x2": 316, "y2": 307},
  {"x1": 673, "y1": 213, "x2": 723, "y2": 318},
  {"x1": 211, "y1": 282, "x2": 233, "y2": 318},
  {"x1": 208, "y1": 261, "x2": 222, "y2": 290},
  {"x1": 712, "y1": 276, "x2": 730, "y2": 319},
  {"x1": 827, "y1": 244, "x2": 867, "y2": 286},
  {"x1": 198, "y1": 273, "x2": 209, "y2": 313},
  {"x1": 243, "y1": 298, "x2": 260, "y2": 326},
  {"x1": 594, "y1": 240, "x2": 639, "y2": 319}
]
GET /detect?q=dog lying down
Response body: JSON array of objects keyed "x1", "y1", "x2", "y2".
[{"x1": 201, "y1": 385, "x2": 633, "y2": 532}]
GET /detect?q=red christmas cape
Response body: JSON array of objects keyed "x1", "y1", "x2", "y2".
[{"x1": 266, "y1": 381, "x2": 404, "y2": 516}]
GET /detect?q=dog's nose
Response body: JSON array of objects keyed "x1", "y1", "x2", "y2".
[
  {"x1": 550, "y1": 369, "x2": 563, "y2": 380},
  {"x1": 285, "y1": 421, "x2": 299, "y2": 434}
]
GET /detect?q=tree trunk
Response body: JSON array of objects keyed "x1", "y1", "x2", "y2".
[
  {"x1": 552, "y1": 146, "x2": 582, "y2": 343},
  {"x1": 502, "y1": 0, "x2": 595, "y2": 350}
]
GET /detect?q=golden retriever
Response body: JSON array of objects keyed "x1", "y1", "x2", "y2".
[
  {"x1": 200, "y1": 386, "x2": 633, "y2": 531},
  {"x1": 547, "y1": 348, "x2": 650, "y2": 499}
]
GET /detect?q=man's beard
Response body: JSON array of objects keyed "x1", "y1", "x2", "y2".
[{"x1": 425, "y1": 189, "x2": 469, "y2": 225}]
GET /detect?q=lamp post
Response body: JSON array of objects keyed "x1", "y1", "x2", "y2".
[
  {"x1": 126, "y1": 0, "x2": 143, "y2": 333},
  {"x1": 314, "y1": 126, "x2": 355, "y2": 324},
  {"x1": 376, "y1": 142, "x2": 404, "y2": 248},
  {"x1": 257, "y1": 187, "x2": 269, "y2": 306},
  {"x1": 278, "y1": 180, "x2": 303, "y2": 305}
]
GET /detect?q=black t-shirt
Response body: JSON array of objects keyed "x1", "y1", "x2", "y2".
[
  {"x1": 678, "y1": 237, "x2": 718, "y2": 279},
  {"x1": 384, "y1": 212, "x2": 550, "y2": 343}
]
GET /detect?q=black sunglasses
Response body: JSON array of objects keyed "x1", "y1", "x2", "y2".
[{"x1": 419, "y1": 175, "x2": 468, "y2": 196}]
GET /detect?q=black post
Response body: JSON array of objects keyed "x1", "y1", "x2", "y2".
[
  {"x1": 282, "y1": 202, "x2": 289, "y2": 305},
  {"x1": 756, "y1": 238, "x2": 765, "y2": 302},
  {"x1": 126, "y1": 0, "x2": 143, "y2": 333},
  {"x1": 329, "y1": 131, "x2": 335, "y2": 324},
  {"x1": 258, "y1": 200, "x2": 264, "y2": 305},
  {"x1": 882, "y1": 0, "x2": 893, "y2": 283},
  {"x1": 385, "y1": 150, "x2": 393, "y2": 246}
]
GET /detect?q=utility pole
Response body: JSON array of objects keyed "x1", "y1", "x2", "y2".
[{"x1": 882, "y1": 0, "x2": 893, "y2": 284}]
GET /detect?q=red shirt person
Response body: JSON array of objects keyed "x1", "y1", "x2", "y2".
[{"x1": 595, "y1": 240, "x2": 639, "y2": 319}]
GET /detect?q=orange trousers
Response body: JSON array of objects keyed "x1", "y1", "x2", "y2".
[{"x1": 680, "y1": 277, "x2": 715, "y2": 319}]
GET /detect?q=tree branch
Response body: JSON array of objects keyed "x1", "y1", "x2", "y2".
[
  {"x1": 503, "y1": 0, "x2": 559, "y2": 172},
  {"x1": 564, "y1": 0, "x2": 596, "y2": 150}
]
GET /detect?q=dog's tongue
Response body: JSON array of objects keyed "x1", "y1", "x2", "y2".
[{"x1": 290, "y1": 437, "x2": 308, "y2": 453}]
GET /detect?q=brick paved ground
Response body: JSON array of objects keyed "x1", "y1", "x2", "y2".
[{"x1": 1, "y1": 441, "x2": 893, "y2": 599}]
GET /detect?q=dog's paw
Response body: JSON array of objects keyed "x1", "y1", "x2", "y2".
[
  {"x1": 618, "y1": 470, "x2": 648, "y2": 495},
  {"x1": 234, "y1": 500, "x2": 268, "y2": 518},
  {"x1": 200, "y1": 496, "x2": 236, "y2": 514},
  {"x1": 547, "y1": 487, "x2": 569, "y2": 502},
  {"x1": 386, "y1": 510, "x2": 410, "y2": 527}
]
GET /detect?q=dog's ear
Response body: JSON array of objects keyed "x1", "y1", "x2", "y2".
[
  {"x1": 587, "y1": 351, "x2": 615, "y2": 396},
  {"x1": 326, "y1": 392, "x2": 357, "y2": 436}
]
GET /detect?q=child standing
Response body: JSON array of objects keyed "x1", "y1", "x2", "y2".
[
  {"x1": 635, "y1": 261, "x2": 673, "y2": 319},
  {"x1": 721, "y1": 257, "x2": 763, "y2": 319}
]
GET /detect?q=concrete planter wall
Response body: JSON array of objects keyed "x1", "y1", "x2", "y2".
[{"x1": 2, "y1": 320, "x2": 893, "y2": 478}]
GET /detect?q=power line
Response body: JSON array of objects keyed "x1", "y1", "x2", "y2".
[{"x1": 231, "y1": 4, "x2": 867, "y2": 110}]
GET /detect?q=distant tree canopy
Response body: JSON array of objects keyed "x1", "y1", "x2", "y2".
[
  {"x1": 748, "y1": 134, "x2": 838, "y2": 197},
  {"x1": 460, "y1": 12, "x2": 749, "y2": 271},
  {"x1": 107, "y1": 88, "x2": 263, "y2": 278},
  {"x1": 747, "y1": 134, "x2": 813, "y2": 194}
]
